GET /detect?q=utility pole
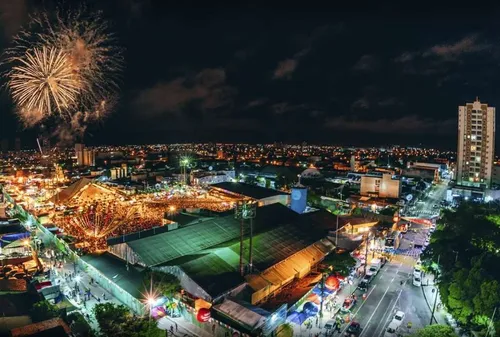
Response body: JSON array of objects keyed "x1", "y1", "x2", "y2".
[
  {"x1": 364, "y1": 232, "x2": 370, "y2": 275},
  {"x1": 239, "y1": 217, "x2": 244, "y2": 276},
  {"x1": 335, "y1": 215, "x2": 339, "y2": 247},
  {"x1": 319, "y1": 273, "x2": 325, "y2": 325},
  {"x1": 430, "y1": 254, "x2": 440, "y2": 325},
  {"x1": 248, "y1": 216, "x2": 253, "y2": 273}
]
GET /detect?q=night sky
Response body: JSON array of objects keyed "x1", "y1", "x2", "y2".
[{"x1": 2, "y1": 1, "x2": 500, "y2": 149}]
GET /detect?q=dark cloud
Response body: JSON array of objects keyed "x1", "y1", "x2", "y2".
[
  {"x1": 134, "y1": 68, "x2": 236, "y2": 114},
  {"x1": 326, "y1": 116, "x2": 456, "y2": 134},
  {"x1": 273, "y1": 59, "x2": 298, "y2": 79},
  {"x1": 353, "y1": 54, "x2": 378, "y2": 71},
  {"x1": 423, "y1": 34, "x2": 490, "y2": 59},
  {"x1": 395, "y1": 34, "x2": 490, "y2": 64}
]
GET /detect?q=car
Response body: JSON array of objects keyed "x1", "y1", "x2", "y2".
[
  {"x1": 363, "y1": 274, "x2": 373, "y2": 283},
  {"x1": 323, "y1": 320, "x2": 337, "y2": 331},
  {"x1": 344, "y1": 322, "x2": 361, "y2": 336},
  {"x1": 385, "y1": 321, "x2": 400, "y2": 336},
  {"x1": 366, "y1": 266, "x2": 378, "y2": 277},
  {"x1": 413, "y1": 268, "x2": 421, "y2": 278},
  {"x1": 358, "y1": 280, "x2": 369, "y2": 290},
  {"x1": 392, "y1": 311, "x2": 405, "y2": 325},
  {"x1": 413, "y1": 276, "x2": 422, "y2": 287},
  {"x1": 343, "y1": 296, "x2": 357, "y2": 311},
  {"x1": 424, "y1": 238, "x2": 430, "y2": 246}
]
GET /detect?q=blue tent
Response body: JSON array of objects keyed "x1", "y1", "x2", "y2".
[{"x1": 302, "y1": 302, "x2": 319, "y2": 317}]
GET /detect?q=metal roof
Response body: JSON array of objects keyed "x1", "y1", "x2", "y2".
[
  {"x1": 127, "y1": 216, "x2": 240, "y2": 266},
  {"x1": 126, "y1": 203, "x2": 297, "y2": 267},
  {"x1": 211, "y1": 182, "x2": 289, "y2": 200},
  {"x1": 80, "y1": 252, "x2": 146, "y2": 299}
]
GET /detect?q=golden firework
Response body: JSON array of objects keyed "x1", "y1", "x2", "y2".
[{"x1": 8, "y1": 46, "x2": 81, "y2": 125}]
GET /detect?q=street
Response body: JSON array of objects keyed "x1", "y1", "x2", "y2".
[
  {"x1": 406, "y1": 180, "x2": 448, "y2": 218},
  {"x1": 343, "y1": 179, "x2": 448, "y2": 336}
]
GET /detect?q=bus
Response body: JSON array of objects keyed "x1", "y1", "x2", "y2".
[{"x1": 384, "y1": 231, "x2": 401, "y2": 250}]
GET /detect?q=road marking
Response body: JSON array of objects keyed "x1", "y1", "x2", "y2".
[
  {"x1": 376, "y1": 288, "x2": 404, "y2": 337},
  {"x1": 340, "y1": 285, "x2": 377, "y2": 334},
  {"x1": 359, "y1": 284, "x2": 392, "y2": 337}
]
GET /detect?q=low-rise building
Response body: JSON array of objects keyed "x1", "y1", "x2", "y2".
[
  {"x1": 211, "y1": 182, "x2": 290, "y2": 207},
  {"x1": 360, "y1": 174, "x2": 401, "y2": 199}
]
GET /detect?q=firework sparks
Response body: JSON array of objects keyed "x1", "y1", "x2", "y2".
[
  {"x1": 4, "y1": 6, "x2": 123, "y2": 132},
  {"x1": 8, "y1": 46, "x2": 81, "y2": 125}
]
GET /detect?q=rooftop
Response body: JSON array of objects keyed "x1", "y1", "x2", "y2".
[
  {"x1": 160, "y1": 205, "x2": 329, "y2": 298},
  {"x1": 10, "y1": 318, "x2": 71, "y2": 337},
  {"x1": 124, "y1": 203, "x2": 297, "y2": 267},
  {"x1": 211, "y1": 182, "x2": 289, "y2": 200},
  {"x1": 0, "y1": 279, "x2": 27, "y2": 292},
  {"x1": 80, "y1": 252, "x2": 146, "y2": 299}
]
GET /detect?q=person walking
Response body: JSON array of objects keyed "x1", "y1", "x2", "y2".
[{"x1": 175, "y1": 322, "x2": 178, "y2": 331}]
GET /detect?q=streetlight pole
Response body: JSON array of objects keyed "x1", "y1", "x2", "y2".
[
  {"x1": 364, "y1": 232, "x2": 370, "y2": 275},
  {"x1": 319, "y1": 272, "x2": 325, "y2": 327},
  {"x1": 335, "y1": 215, "x2": 339, "y2": 247}
]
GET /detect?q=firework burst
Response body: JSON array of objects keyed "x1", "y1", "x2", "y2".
[
  {"x1": 4, "y1": 6, "x2": 123, "y2": 131},
  {"x1": 8, "y1": 46, "x2": 81, "y2": 125}
]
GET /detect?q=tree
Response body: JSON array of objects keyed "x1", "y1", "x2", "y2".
[
  {"x1": 93, "y1": 303, "x2": 163, "y2": 337},
  {"x1": 427, "y1": 202, "x2": 500, "y2": 332},
  {"x1": 93, "y1": 303, "x2": 129, "y2": 335},
  {"x1": 321, "y1": 251, "x2": 356, "y2": 276},
  {"x1": 67, "y1": 312, "x2": 95, "y2": 337},
  {"x1": 379, "y1": 207, "x2": 397, "y2": 216},
  {"x1": 307, "y1": 190, "x2": 322, "y2": 207},
  {"x1": 409, "y1": 325, "x2": 457, "y2": 337},
  {"x1": 31, "y1": 300, "x2": 59, "y2": 323}
]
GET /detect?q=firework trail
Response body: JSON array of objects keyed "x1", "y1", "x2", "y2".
[{"x1": 4, "y1": 6, "x2": 123, "y2": 136}]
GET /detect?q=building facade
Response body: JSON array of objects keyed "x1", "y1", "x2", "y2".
[
  {"x1": 75, "y1": 143, "x2": 95, "y2": 167},
  {"x1": 360, "y1": 174, "x2": 401, "y2": 199},
  {"x1": 457, "y1": 98, "x2": 495, "y2": 188}
]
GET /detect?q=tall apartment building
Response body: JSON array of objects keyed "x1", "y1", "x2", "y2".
[
  {"x1": 457, "y1": 98, "x2": 495, "y2": 188},
  {"x1": 75, "y1": 143, "x2": 95, "y2": 167},
  {"x1": 75, "y1": 143, "x2": 85, "y2": 166}
]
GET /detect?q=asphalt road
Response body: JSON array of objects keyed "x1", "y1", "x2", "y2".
[
  {"x1": 343, "y1": 182, "x2": 449, "y2": 336},
  {"x1": 406, "y1": 181, "x2": 448, "y2": 218},
  {"x1": 345, "y1": 254, "x2": 423, "y2": 337}
]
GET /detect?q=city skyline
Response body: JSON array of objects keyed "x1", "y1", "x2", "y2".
[{"x1": 2, "y1": 3, "x2": 500, "y2": 148}]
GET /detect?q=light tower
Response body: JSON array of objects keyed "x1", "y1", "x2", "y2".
[{"x1": 234, "y1": 200, "x2": 257, "y2": 275}]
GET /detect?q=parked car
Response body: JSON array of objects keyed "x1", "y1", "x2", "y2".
[
  {"x1": 358, "y1": 279, "x2": 369, "y2": 290},
  {"x1": 323, "y1": 320, "x2": 338, "y2": 331},
  {"x1": 344, "y1": 322, "x2": 362, "y2": 336},
  {"x1": 366, "y1": 266, "x2": 378, "y2": 277},
  {"x1": 343, "y1": 296, "x2": 357, "y2": 311},
  {"x1": 413, "y1": 276, "x2": 422, "y2": 287}
]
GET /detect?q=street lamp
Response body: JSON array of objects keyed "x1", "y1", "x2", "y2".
[{"x1": 147, "y1": 297, "x2": 156, "y2": 306}]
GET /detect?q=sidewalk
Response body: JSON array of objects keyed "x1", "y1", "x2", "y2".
[
  {"x1": 291, "y1": 274, "x2": 362, "y2": 336},
  {"x1": 420, "y1": 273, "x2": 447, "y2": 326},
  {"x1": 48, "y1": 257, "x2": 122, "y2": 331},
  {"x1": 158, "y1": 316, "x2": 212, "y2": 337}
]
